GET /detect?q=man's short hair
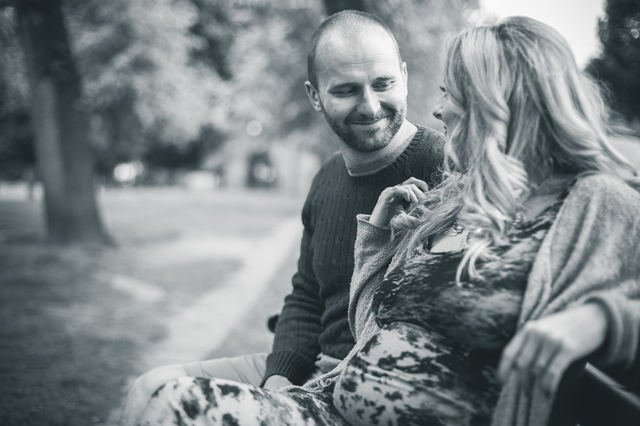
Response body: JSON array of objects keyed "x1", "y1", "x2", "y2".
[{"x1": 307, "y1": 10, "x2": 402, "y2": 89}]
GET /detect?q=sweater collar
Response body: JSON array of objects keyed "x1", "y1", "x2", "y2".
[{"x1": 341, "y1": 120, "x2": 418, "y2": 177}]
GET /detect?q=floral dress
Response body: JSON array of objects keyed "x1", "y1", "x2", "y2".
[{"x1": 333, "y1": 191, "x2": 570, "y2": 426}]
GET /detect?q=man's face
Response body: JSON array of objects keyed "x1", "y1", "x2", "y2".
[{"x1": 306, "y1": 28, "x2": 408, "y2": 152}]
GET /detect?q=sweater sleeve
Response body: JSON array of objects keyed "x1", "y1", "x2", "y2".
[
  {"x1": 262, "y1": 196, "x2": 323, "y2": 386},
  {"x1": 583, "y1": 293, "x2": 640, "y2": 370},
  {"x1": 348, "y1": 214, "x2": 398, "y2": 339}
]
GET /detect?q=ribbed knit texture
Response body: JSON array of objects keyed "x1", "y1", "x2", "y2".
[{"x1": 263, "y1": 126, "x2": 445, "y2": 385}]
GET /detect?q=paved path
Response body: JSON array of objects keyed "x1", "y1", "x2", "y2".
[
  {"x1": 141, "y1": 217, "x2": 301, "y2": 367},
  {"x1": 106, "y1": 216, "x2": 302, "y2": 425}
]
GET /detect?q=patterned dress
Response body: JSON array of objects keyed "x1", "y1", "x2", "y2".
[
  {"x1": 139, "y1": 190, "x2": 571, "y2": 426},
  {"x1": 333, "y1": 191, "x2": 570, "y2": 426}
]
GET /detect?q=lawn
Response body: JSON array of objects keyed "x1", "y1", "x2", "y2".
[{"x1": 0, "y1": 187, "x2": 303, "y2": 426}]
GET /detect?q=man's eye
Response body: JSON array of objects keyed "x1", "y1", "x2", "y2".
[
  {"x1": 332, "y1": 89, "x2": 355, "y2": 96},
  {"x1": 374, "y1": 81, "x2": 394, "y2": 90}
]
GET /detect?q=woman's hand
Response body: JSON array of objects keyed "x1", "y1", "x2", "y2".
[
  {"x1": 369, "y1": 177, "x2": 429, "y2": 227},
  {"x1": 497, "y1": 303, "x2": 609, "y2": 398}
]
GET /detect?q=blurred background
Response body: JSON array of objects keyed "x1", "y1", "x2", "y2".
[{"x1": 0, "y1": 0, "x2": 638, "y2": 425}]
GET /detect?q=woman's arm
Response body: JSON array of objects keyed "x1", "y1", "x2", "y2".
[
  {"x1": 497, "y1": 302, "x2": 609, "y2": 397},
  {"x1": 498, "y1": 175, "x2": 640, "y2": 398},
  {"x1": 348, "y1": 178, "x2": 429, "y2": 338}
]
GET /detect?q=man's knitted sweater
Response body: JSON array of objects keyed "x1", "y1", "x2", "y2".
[{"x1": 263, "y1": 126, "x2": 445, "y2": 385}]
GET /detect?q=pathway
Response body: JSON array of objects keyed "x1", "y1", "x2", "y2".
[{"x1": 104, "y1": 215, "x2": 302, "y2": 425}]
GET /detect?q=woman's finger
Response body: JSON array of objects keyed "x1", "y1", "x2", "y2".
[
  {"x1": 528, "y1": 333, "x2": 562, "y2": 396},
  {"x1": 498, "y1": 330, "x2": 526, "y2": 383},
  {"x1": 402, "y1": 177, "x2": 429, "y2": 193},
  {"x1": 538, "y1": 349, "x2": 574, "y2": 398},
  {"x1": 380, "y1": 186, "x2": 407, "y2": 204},
  {"x1": 407, "y1": 184, "x2": 427, "y2": 201},
  {"x1": 510, "y1": 331, "x2": 543, "y2": 394},
  {"x1": 393, "y1": 186, "x2": 412, "y2": 203}
]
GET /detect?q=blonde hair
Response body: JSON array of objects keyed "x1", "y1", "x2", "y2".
[{"x1": 391, "y1": 16, "x2": 638, "y2": 281}]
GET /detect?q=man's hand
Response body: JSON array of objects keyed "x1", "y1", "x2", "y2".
[
  {"x1": 370, "y1": 177, "x2": 428, "y2": 227},
  {"x1": 262, "y1": 375, "x2": 293, "y2": 391},
  {"x1": 497, "y1": 303, "x2": 609, "y2": 398}
]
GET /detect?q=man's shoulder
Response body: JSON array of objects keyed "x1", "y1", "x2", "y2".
[
  {"x1": 414, "y1": 125, "x2": 445, "y2": 148},
  {"x1": 405, "y1": 125, "x2": 446, "y2": 175},
  {"x1": 303, "y1": 151, "x2": 345, "y2": 203},
  {"x1": 319, "y1": 151, "x2": 345, "y2": 171},
  {"x1": 416, "y1": 124, "x2": 444, "y2": 137},
  {"x1": 312, "y1": 151, "x2": 345, "y2": 182}
]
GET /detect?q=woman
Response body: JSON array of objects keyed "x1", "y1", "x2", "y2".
[
  {"x1": 331, "y1": 15, "x2": 640, "y2": 426},
  {"x1": 137, "y1": 16, "x2": 640, "y2": 426}
]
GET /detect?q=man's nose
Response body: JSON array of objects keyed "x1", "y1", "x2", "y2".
[{"x1": 355, "y1": 88, "x2": 381, "y2": 118}]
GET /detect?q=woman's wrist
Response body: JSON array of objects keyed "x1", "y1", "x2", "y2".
[{"x1": 581, "y1": 300, "x2": 611, "y2": 360}]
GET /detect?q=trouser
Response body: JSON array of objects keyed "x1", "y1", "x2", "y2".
[
  {"x1": 183, "y1": 353, "x2": 268, "y2": 386},
  {"x1": 182, "y1": 352, "x2": 341, "y2": 387}
]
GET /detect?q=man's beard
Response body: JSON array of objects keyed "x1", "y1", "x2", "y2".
[{"x1": 322, "y1": 103, "x2": 406, "y2": 153}]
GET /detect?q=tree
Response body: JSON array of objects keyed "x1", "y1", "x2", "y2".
[
  {"x1": 323, "y1": 0, "x2": 366, "y2": 15},
  {"x1": 13, "y1": 0, "x2": 108, "y2": 244},
  {"x1": 586, "y1": 0, "x2": 640, "y2": 124},
  {"x1": 0, "y1": 4, "x2": 34, "y2": 181},
  {"x1": 65, "y1": 0, "x2": 227, "y2": 168}
]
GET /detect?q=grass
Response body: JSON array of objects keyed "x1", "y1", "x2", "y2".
[{"x1": 0, "y1": 187, "x2": 304, "y2": 426}]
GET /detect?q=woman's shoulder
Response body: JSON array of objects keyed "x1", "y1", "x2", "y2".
[{"x1": 569, "y1": 173, "x2": 640, "y2": 209}]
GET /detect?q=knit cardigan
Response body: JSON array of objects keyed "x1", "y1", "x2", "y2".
[{"x1": 303, "y1": 173, "x2": 640, "y2": 426}]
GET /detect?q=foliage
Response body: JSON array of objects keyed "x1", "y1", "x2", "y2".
[
  {"x1": 187, "y1": 0, "x2": 235, "y2": 80},
  {"x1": 0, "y1": 0, "x2": 479, "y2": 178},
  {"x1": 0, "y1": 5, "x2": 33, "y2": 179},
  {"x1": 66, "y1": 0, "x2": 225, "y2": 147},
  {"x1": 586, "y1": 0, "x2": 640, "y2": 123}
]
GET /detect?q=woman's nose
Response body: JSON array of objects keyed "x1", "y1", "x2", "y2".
[{"x1": 432, "y1": 105, "x2": 442, "y2": 121}]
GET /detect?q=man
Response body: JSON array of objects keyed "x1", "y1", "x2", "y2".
[{"x1": 119, "y1": 10, "x2": 444, "y2": 425}]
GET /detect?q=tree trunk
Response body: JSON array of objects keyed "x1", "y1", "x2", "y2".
[
  {"x1": 13, "y1": 0, "x2": 108, "y2": 244},
  {"x1": 322, "y1": 0, "x2": 367, "y2": 16}
]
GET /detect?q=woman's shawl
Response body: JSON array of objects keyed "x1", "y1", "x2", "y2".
[{"x1": 493, "y1": 174, "x2": 640, "y2": 426}]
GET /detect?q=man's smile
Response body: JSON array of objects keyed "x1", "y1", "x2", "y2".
[{"x1": 348, "y1": 114, "x2": 390, "y2": 126}]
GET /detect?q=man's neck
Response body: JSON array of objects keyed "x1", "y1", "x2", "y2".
[{"x1": 341, "y1": 120, "x2": 418, "y2": 177}]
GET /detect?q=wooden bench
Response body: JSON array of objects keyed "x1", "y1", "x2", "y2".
[{"x1": 574, "y1": 364, "x2": 640, "y2": 426}]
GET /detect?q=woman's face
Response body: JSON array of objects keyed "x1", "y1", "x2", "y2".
[{"x1": 432, "y1": 85, "x2": 460, "y2": 136}]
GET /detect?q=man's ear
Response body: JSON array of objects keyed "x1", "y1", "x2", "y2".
[
  {"x1": 402, "y1": 62, "x2": 408, "y2": 84},
  {"x1": 305, "y1": 81, "x2": 323, "y2": 113}
]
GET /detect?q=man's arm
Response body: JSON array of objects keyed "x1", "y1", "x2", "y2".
[{"x1": 261, "y1": 198, "x2": 324, "y2": 387}]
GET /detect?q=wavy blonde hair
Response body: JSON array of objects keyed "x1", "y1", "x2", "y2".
[{"x1": 391, "y1": 16, "x2": 638, "y2": 281}]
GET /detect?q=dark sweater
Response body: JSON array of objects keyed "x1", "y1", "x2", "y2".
[{"x1": 264, "y1": 126, "x2": 445, "y2": 385}]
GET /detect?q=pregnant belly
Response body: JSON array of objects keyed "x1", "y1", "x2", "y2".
[{"x1": 332, "y1": 322, "x2": 500, "y2": 426}]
